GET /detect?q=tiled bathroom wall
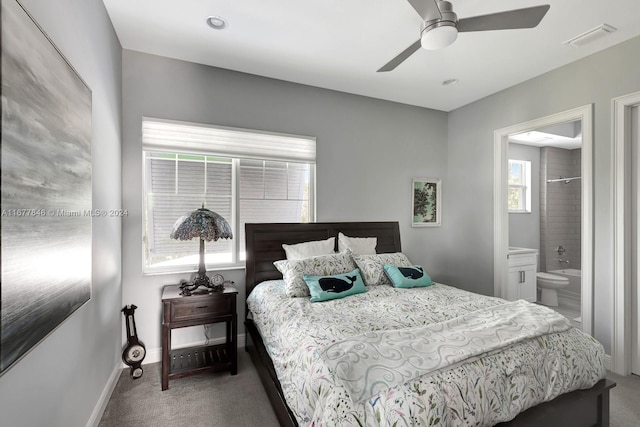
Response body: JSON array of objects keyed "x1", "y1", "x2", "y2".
[{"x1": 540, "y1": 147, "x2": 582, "y2": 276}]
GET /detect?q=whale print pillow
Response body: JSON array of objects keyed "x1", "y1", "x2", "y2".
[
  {"x1": 274, "y1": 252, "x2": 357, "y2": 297},
  {"x1": 303, "y1": 269, "x2": 366, "y2": 302},
  {"x1": 351, "y1": 252, "x2": 412, "y2": 286},
  {"x1": 383, "y1": 264, "x2": 433, "y2": 288}
]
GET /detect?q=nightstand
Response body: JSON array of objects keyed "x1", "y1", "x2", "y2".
[{"x1": 161, "y1": 284, "x2": 238, "y2": 390}]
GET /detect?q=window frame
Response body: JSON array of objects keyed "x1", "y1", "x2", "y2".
[
  {"x1": 508, "y1": 159, "x2": 532, "y2": 214},
  {"x1": 141, "y1": 118, "x2": 316, "y2": 275}
]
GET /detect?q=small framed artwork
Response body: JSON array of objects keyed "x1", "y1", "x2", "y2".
[{"x1": 412, "y1": 178, "x2": 441, "y2": 227}]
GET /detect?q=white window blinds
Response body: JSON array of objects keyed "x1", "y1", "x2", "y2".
[
  {"x1": 142, "y1": 118, "x2": 316, "y2": 163},
  {"x1": 146, "y1": 154, "x2": 233, "y2": 263},
  {"x1": 237, "y1": 159, "x2": 310, "y2": 256},
  {"x1": 142, "y1": 119, "x2": 315, "y2": 273}
]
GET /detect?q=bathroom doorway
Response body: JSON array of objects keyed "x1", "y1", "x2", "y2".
[
  {"x1": 493, "y1": 105, "x2": 593, "y2": 336},
  {"x1": 508, "y1": 120, "x2": 583, "y2": 327}
]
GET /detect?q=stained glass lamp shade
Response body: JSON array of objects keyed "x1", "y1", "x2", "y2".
[{"x1": 170, "y1": 205, "x2": 233, "y2": 295}]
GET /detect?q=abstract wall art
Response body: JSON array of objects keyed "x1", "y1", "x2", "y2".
[{"x1": 1, "y1": 0, "x2": 92, "y2": 375}]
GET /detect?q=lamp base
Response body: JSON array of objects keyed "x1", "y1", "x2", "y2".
[{"x1": 179, "y1": 274, "x2": 224, "y2": 296}]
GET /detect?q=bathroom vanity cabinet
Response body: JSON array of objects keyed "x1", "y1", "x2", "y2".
[{"x1": 507, "y1": 250, "x2": 537, "y2": 302}]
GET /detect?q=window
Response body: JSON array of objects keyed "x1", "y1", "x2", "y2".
[
  {"x1": 142, "y1": 118, "x2": 315, "y2": 274},
  {"x1": 508, "y1": 159, "x2": 531, "y2": 213}
]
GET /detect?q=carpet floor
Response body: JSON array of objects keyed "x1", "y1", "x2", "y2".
[
  {"x1": 100, "y1": 352, "x2": 640, "y2": 427},
  {"x1": 607, "y1": 370, "x2": 640, "y2": 427},
  {"x1": 99, "y1": 351, "x2": 279, "y2": 427}
]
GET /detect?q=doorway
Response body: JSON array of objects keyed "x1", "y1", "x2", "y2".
[
  {"x1": 508, "y1": 120, "x2": 583, "y2": 327},
  {"x1": 632, "y1": 105, "x2": 639, "y2": 376},
  {"x1": 493, "y1": 105, "x2": 593, "y2": 336},
  {"x1": 613, "y1": 91, "x2": 640, "y2": 376}
]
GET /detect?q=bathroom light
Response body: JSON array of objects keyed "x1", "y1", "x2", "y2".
[
  {"x1": 206, "y1": 15, "x2": 228, "y2": 30},
  {"x1": 421, "y1": 24, "x2": 458, "y2": 50}
]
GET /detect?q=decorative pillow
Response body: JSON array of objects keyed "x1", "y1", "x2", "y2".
[
  {"x1": 351, "y1": 252, "x2": 412, "y2": 286},
  {"x1": 383, "y1": 264, "x2": 433, "y2": 288},
  {"x1": 303, "y1": 268, "x2": 366, "y2": 302},
  {"x1": 337, "y1": 232, "x2": 377, "y2": 255},
  {"x1": 274, "y1": 252, "x2": 357, "y2": 297},
  {"x1": 282, "y1": 237, "x2": 336, "y2": 260}
]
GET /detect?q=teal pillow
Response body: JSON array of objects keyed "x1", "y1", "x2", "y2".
[
  {"x1": 383, "y1": 265, "x2": 433, "y2": 288},
  {"x1": 303, "y1": 269, "x2": 366, "y2": 302}
]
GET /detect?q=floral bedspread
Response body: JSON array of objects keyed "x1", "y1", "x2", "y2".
[{"x1": 247, "y1": 281, "x2": 605, "y2": 427}]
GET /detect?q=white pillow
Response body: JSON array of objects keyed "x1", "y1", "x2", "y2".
[
  {"x1": 282, "y1": 237, "x2": 335, "y2": 260},
  {"x1": 338, "y1": 232, "x2": 377, "y2": 255}
]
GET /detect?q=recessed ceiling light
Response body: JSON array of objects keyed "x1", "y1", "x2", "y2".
[
  {"x1": 206, "y1": 16, "x2": 228, "y2": 30},
  {"x1": 442, "y1": 78, "x2": 459, "y2": 86}
]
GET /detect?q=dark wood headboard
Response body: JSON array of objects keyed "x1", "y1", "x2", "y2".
[{"x1": 244, "y1": 222, "x2": 401, "y2": 299}]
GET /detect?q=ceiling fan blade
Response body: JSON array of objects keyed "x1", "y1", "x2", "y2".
[
  {"x1": 377, "y1": 40, "x2": 422, "y2": 72},
  {"x1": 406, "y1": 0, "x2": 442, "y2": 21},
  {"x1": 458, "y1": 5, "x2": 550, "y2": 32}
]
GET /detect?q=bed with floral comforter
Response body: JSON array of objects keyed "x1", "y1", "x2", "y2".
[{"x1": 246, "y1": 280, "x2": 605, "y2": 427}]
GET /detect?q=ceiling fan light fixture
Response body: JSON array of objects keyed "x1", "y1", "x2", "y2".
[{"x1": 421, "y1": 24, "x2": 458, "y2": 50}]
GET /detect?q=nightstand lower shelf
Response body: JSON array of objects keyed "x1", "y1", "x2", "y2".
[{"x1": 168, "y1": 344, "x2": 231, "y2": 379}]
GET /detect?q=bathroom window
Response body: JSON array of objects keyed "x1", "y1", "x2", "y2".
[{"x1": 508, "y1": 159, "x2": 531, "y2": 213}]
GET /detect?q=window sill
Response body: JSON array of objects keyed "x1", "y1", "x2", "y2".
[{"x1": 143, "y1": 263, "x2": 246, "y2": 277}]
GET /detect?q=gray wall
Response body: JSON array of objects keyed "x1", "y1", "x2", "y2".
[
  {"x1": 0, "y1": 0, "x2": 122, "y2": 426},
  {"x1": 446, "y1": 36, "x2": 640, "y2": 353},
  {"x1": 508, "y1": 143, "x2": 540, "y2": 254},
  {"x1": 121, "y1": 50, "x2": 449, "y2": 356}
]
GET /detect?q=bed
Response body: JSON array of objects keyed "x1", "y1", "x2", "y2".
[{"x1": 244, "y1": 221, "x2": 615, "y2": 426}]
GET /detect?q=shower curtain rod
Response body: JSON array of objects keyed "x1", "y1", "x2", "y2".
[{"x1": 546, "y1": 176, "x2": 582, "y2": 184}]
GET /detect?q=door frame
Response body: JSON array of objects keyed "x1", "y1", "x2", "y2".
[
  {"x1": 613, "y1": 90, "x2": 640, "y2": 375},
  {"x1": 493, "y1": 104, "x2": 594, "y2": 337}
]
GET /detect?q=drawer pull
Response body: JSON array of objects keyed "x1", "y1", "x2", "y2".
[{"x1": 196, "y1": 306, "x2": 208, "y2": 309}]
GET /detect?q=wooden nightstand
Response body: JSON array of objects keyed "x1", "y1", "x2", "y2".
[{"x1": 161, "y1": 284, "x2": 238, "y2": 390}]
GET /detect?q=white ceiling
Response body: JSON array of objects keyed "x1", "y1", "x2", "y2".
[{"x1": 103, "y1": 0, "x2": 640, "y2": 112}]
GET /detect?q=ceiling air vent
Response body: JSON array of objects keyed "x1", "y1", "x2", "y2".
[{"x1": 563, "y1": 24, "x2": 617, "y2": 47}]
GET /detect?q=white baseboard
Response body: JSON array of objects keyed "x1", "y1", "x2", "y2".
[
  {"x1": 85, "y1": 363, "x2": 122, "y2": 427},
  {"x1": 605, "y1": 354, "x2": 613, "y2": 371},
  {"x1": 127, "y1": 333, "x2": 246, "y2": 367}
]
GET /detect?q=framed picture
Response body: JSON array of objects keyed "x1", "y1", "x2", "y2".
[
  {"x1": 412, "y1": 178, "x2": 441, "y2": 227},
  {"x1": 1, "y1": 0, "x2": 92, "y2": 375}
]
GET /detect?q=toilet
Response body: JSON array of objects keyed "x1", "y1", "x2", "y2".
[{"x1": 536, "y1": 272, "x2": 570, "y2": 306}]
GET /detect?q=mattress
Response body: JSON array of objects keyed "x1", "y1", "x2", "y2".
[{"x1": 247, "y1": 280, "x2": 605, "y2": 426}]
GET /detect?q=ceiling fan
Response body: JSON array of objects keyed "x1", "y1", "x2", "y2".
[{"x1": 378, "y1": 0, "x2": 550, "y2": 72}]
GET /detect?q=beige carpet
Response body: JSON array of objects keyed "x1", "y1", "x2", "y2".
[
  {"x1": 99, "y1": 351, "x2": 279, "y2": 427},
  {"x1": 607, "y1": 371, "x2": 640, "y2": 427},
  {"x1": 100, "y1": 352, "x2": 640, "y2": 427}
]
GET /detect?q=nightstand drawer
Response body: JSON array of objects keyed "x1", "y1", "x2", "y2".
[{"x1": 170, "y1": 297, "x2": 232, "y2": 322}]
